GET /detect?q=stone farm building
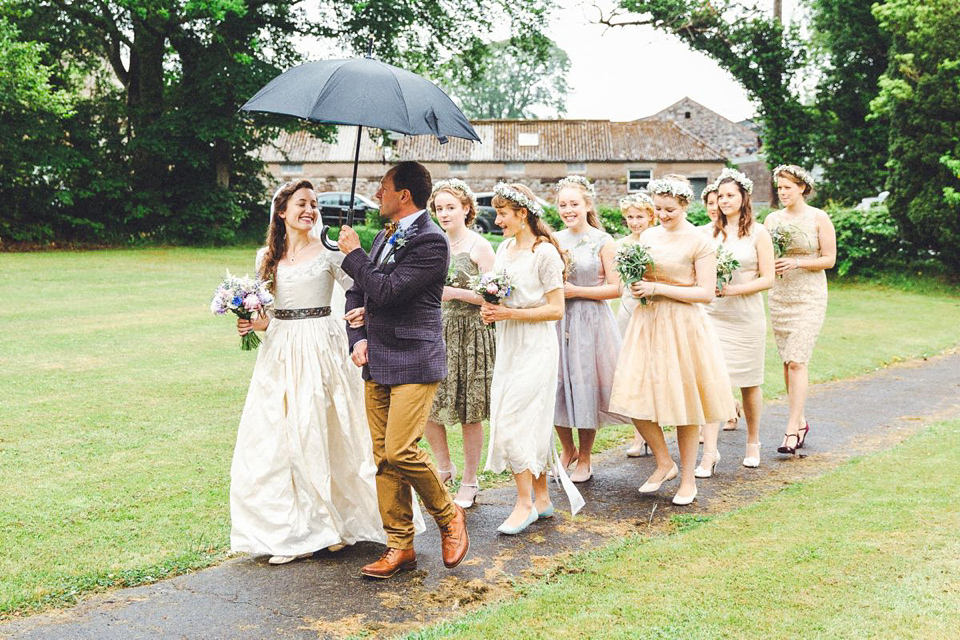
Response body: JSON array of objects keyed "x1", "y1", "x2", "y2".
[{"x1": 261, "y1": 116, "x2": 731, "y2": 207}]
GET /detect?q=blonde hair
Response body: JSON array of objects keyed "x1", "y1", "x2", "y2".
[
  {"x1": 428, "y1": 183, "x2": 478, "y2": 226},
  {"x1": 556, "y1": 176, "x2": 603, "y2": 230}
]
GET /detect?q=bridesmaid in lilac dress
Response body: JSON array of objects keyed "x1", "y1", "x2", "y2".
[{"x1": 554, "y1": 176, "x2": 630, "y2": 483}]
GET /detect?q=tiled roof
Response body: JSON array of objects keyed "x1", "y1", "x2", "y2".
[{"x1": 261, "y1": 119, "x2": 727, "y2": 164}]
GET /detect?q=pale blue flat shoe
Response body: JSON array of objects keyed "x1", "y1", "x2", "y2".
[
  {"x1": 537, "y1": 504, "x2": 555, "y2": 519},
  {"x1": 497, "y1": 509, "x2": 538, "y2": 535}
]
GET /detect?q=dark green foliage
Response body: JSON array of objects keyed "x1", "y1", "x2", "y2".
[
  {"x1": 829, "y1": 205, "x2": 923, "y2": 276},
  {"x1": 870, "y1": 0, "x2": 960, "y2": 273}
]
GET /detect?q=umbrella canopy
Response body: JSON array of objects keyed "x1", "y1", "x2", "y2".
[{"x1": 240, "y1": 58, "x2": 480, "y2": 144}]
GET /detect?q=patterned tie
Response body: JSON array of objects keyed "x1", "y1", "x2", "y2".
[
  {"x1": 384, "y1": 221, "x2": 398, "y2": 237},
  {"x1": 378, "y1": 222, "x2": 398, "y2": 264}
]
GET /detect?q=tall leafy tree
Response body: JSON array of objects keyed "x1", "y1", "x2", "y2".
[
  {"x1": 444, "y1": 36, "x2": 571, "y2": 119},
  {"x1": 808, "y1": 0, "x2": 889, "y2": 204},
  {"x1": 598, "y1": 0, "x2": 813, "y2": 167},
  {"x1": 870, "y1": 0, "x2": 960, "y2": 273}
]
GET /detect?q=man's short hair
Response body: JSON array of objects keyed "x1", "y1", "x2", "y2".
[{"x1": 388, "y1": 161, "x2": 433, "y2": 210}]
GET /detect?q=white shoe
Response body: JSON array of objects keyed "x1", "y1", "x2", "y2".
[
  {"x1": 694, "y1": 451, "x2": 720, "y2": 478},
  {"x1": 268, "y1": 552, "x2": 313, "y2": 565},
  {"x1": 743, "y1": 442, "x2": 761, "y2": 468},
  {"x1": 672, "y1": 488, "x2": 698, "y2": 506},
  {"x1": 453, "y1": 482, "x2": 479, "y2": 509},
  {"x1": 638, "y1": 463, "x2": 679, "y2": 493}
]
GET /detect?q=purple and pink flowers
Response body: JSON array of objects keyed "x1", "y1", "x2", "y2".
[
  {"x1": 471, "y1": 270, "x2": 514, "y2": 329},
  {"x1": 211, "y1": 271, "x2": 274, "y2": 350}
]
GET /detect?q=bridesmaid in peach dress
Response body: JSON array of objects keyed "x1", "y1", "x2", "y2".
[
  {"x1": 764, "y1": 165, "x2": 836, "y2": 455},
  {"x1": 610, "y1": 176, "x2": 736, "y2": 506}
]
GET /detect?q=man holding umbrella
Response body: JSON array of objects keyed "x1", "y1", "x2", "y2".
[{"x1": 338, "y1": 161, "x2": 469, "y2": 578}]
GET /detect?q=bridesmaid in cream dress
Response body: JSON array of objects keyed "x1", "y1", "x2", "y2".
[
  {"x1": 481, "y1": 183, "x2": 584, "y2": 535},
  {"x1": 610, "y1": 176, "x2": 736, "y2": 506},
  {"x1": 614, "y1": 192, "x2": 655, "y2": 458},
  {"x1": 696, "y1": 169, "x2": 774, "y2": 476},
  {"x1": 764, "y1": 166, "x2": 836, "y2": 455}
]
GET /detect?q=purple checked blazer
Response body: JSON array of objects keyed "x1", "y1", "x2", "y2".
[{"x1": 342, "y1": 211, "x2": 449, "y2": 385}]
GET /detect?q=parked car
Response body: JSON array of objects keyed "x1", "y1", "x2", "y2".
[
  {"x1": 316, "y1": 192, "x2": 379, "y2": 227},
  {"x1": 855, "y1": 190, "x2": 890, "y2": 211},
  {"x1": 472, "y1": 192, "x2": 550, "y2": 235}
]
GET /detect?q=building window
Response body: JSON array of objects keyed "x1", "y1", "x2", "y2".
[
  {"x1": 689, "y1": 177, "x2": 708, "y2": 200},
  {"x1": 449, "y1": 162, "x2": 468, "y2": 174},
  {"x1": 684, "y1": 111, "x2": 691, "y2": 119},
  {"x1": 566, "y1": 162, "x2": 586, "y2": 173},
  {"x1": 627, "y1": 169, "x2": 652, "y2": 192},
  {"x1": 518, "y1": 133, "x2": 539, "y2": 147},
  {"x1": 279, "y1": 163, "x2": 303, "y2": 175},
  {"x1": 505, "y1": 162, "x2": 525, "y2": 174}
]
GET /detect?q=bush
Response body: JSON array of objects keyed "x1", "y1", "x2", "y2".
[{"x1": 828, "y1": 205, "x2": 924, "y2": 276}]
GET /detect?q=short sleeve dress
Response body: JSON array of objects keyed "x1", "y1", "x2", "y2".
[
  {"x1": 609, "y1": 223, "x2": 736, "y2": 426},
  {"x1": 428, "y1": 244, "x2": 496, "y2": 426},
  {"x1": 703, "y1": 225, "x2": 767, "y2": 388},
  {"x1": 766, "y1": 208, "x2": 828, "y2": 364},
  {"x1": 485, "y1": 239, "x2": 565, "y2": 476},
  {"x1": 554, "y1": 227, "x2": 630, "y2": 429}
]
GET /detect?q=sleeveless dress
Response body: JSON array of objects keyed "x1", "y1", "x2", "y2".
[
  {"x1": 615, "y1": 235, "x2": 643, "y2": 336},
  {"x1": 609, "y1": 223, "x2": 737, "y2": 426},
  {"x1": 555, "y1": 227, "x2": 630, "y2": 428},
  {"x1": 428, "y1": 247, "x2": 496, "y2": 426},
  {"x1": 703, "y1": 225, "x2": 767, "y2": 388},
  {"x1": 767, "y1": 209, "x2": 828, "y2": 364},
  {"x1": 230, "y1": 248, "x2": 418, "y2": 556}
]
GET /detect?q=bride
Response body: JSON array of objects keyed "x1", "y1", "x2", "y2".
[{"x1": 231, "y1": 180, "x2": 413, "y2": 564}]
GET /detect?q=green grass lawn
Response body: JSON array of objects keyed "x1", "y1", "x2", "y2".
[
  {"x1": 0, "y1": 248, "x2": 958, "y2": 617},
  {"x1": 404, "y1": 418, "x2": 960, "y2": 639}
]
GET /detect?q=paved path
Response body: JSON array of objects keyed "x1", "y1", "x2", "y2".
[{"x1": 3, "y1": 352, "x2": 959, "y2": 640}]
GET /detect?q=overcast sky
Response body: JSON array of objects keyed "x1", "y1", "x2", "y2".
[{"x1": 553, "y1": 0, "x2": 805, "y2": 122}]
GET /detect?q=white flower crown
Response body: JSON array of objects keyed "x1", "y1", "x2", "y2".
[
  {"x1": 774, "y1": 164, "x2": 815, "y2": 189},
  {"x1": 709, "y1": 167, "x2": 754, "y2": 195},
  {"x1": 619, "y1": 192, "x2": 654, "y2": 210},
  {"x1": 647, "y1": 178, "x2": 694, "y2": 202},
  {"x1": 493, "y1": 182, "x2": 544, "y2": 218},
  {"x1": 556, "y1": 175, "x2": 596, "y2": 200},
  {"x1": 431, "y1": 178, "x2": 478, "y2": 211}
]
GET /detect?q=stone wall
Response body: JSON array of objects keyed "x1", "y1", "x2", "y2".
[{"x1": 647, "y1": 98, "x2": 760, "y2": 159}]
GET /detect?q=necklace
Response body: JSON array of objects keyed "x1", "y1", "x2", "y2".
[
  {"x1": 287, "y1": 240, "x2": 311, "y2": 262},
  {"x1": 448, "y1": 231, "x2": 470, "y2": 251}
]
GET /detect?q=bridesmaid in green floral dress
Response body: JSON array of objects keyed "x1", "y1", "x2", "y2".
[{"x1": 424, "y1": 179, "x2": 497, "y2": 508}]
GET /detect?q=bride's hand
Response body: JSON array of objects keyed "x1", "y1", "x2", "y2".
[
  {"x1": 344, "y1": 307, "x2": 366, "y2": 328},
  {"x1": 480, "y1": 302, "x2": 511, "y2": 324},
  {"x1": 237, "y1": 314, "x2": 269, "y2": 336}
]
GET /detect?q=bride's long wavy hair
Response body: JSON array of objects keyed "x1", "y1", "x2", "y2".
[
  {"x1": 259, "y1": 180, "x2": 315, "y2": 292},
  {"x1": 492, "y1": 183, "x2": 569, "y2": 280}
]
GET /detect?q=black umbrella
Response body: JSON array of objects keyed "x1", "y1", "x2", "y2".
[{"x1": 240, "y1": 49, "x2": 481, "y2": 250}]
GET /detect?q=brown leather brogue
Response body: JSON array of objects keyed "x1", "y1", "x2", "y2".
[
  {"x1": 359, "y1": 547, "x2": 417, "y2": 579},
  {"x1": 439, "y1": 504, "x2": 469, "y2": 568}
]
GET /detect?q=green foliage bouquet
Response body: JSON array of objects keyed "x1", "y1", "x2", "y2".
[{"x1": 614, "y1": 243, "x2": 655, "y2": 306}]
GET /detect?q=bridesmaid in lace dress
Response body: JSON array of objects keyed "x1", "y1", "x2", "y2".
[
  {"x1": 609, "y1": 176, "x2": 736, "y2": 506},
  {"x1": 231, "y1": 181, "x2": 397, "y2": 565},
  {"x1": 553, "y1": 176, "x2": 630, "y2": 482},
  {"x1": 615, "y1": 192, "x2": 655, "y2": 458},
  {"x1": 764, "y1": 165, "x2": 837, "y2": 455},
  {"x1": 481, "y1": 183, "x2": 583, "y2": 535},
  {"x1": 696, "y1": 169, "x2": 774, "y2": 476},
  {"x1": 423, "y1": 179, "x2": 496, "y2": 509}
]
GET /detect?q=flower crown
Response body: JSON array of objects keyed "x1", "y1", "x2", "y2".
[
  {"x1": 647, "y1": 178, "x2": 694, "y2": 202},
  {"x1": 556, "y1": 175, "x2": 596, "y2": 200},
  {"x1": 709, "y1": 167, "x2": 754, "y2": 195},
  {"x1": 493, "y1": 182, "x2": 544, "y2": 218},
  {"x1": 774, "y1": 164, "x2": 815, "y2": 189},
  {"x1": 431, "y1": 178, "x2": 478, "y2": 211},
  {"x1": 619, "y1": 192, "x2": 654, "y2": 210}
]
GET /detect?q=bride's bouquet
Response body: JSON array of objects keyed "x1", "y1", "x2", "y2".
[
  {"x1": 211, "y1": 271, "x2": 274, "y2": 350},
  {"x1": 716, "y1": 245, "x2": 741, "y2": 293},
  {"x1": 614, "y1": 243, "x2": 654, "y2": 305},
  {"x1": 471, "y1": 270, "x2": 514, "y2": 328}
]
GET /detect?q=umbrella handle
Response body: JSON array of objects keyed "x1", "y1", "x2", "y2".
[{"x1": 318, "y1": 225, "x2": 340, "y2": 251}]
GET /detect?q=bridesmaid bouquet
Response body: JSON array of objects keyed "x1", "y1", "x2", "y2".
[
  {"x1": 471, "y1": 271, "x2": 514, "y2": 328},
  {"x1": 771, "y1": 224, "x2": 806, "y2": 278},
  {"x1": 210, "y1": 272, "x2": 274, "y2": 350},
  {"x1": 614, "y1": 243, "x2": 654, "y2": 305},
  {"x1": 716, "y1": 245, "x2": 741, "y2": 292}
]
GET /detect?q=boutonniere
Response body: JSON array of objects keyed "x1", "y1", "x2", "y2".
[{"x1": 388, "y1": 224, "x2": 418, "y2": 249}]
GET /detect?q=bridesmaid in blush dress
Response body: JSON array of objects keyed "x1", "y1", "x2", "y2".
[
  {"x1": 764, "y1": 165, "x2": 837, "y2": 455},
  {"x1": 697, "y1": 169, "x2": 775, "y2": 476},
  {"x1": 609, "y1": 176, "x2": 736, "y2": 506}
]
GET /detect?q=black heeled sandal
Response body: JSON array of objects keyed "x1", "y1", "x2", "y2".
[
  {"x1": 796, "y1": 421, "x2": 810, "y2": 448},
  {"x1": 777, "y1": 433, "x2": 800, "y2": 455}
]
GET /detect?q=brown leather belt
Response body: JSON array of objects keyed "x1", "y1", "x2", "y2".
[{"x1": 272, "y1": 306, "x2": 332, "y2": 320}]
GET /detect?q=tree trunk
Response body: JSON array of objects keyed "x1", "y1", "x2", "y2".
[{"x1": 127, "y1": 15, "x2": 169, "y2": 197}]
